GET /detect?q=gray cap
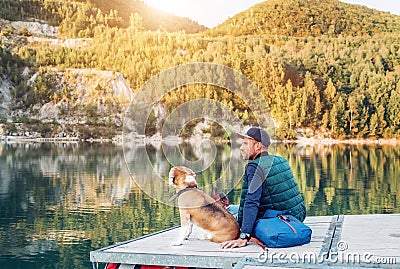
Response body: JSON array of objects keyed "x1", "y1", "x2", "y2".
[{"x1": 237, "y1": 127, "x2": 271, "y2": 148}]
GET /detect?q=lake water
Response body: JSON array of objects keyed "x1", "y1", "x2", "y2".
[{"x1": 0, "y1": 141, "x2": 398, "y2": 268}]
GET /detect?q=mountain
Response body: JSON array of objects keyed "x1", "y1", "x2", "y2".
[
  {"x1": 0, "y1": 0, "x2": 207, "y2": 33},
  {"x1": 76, "y1": 0, "x2": 207, "y2": 33},
  {"x1": 1, "y1": 0, "x2": 399, "y2": 140},
  {"x1": 208, "y1": 0, "x2": 400, "y2": 37}
]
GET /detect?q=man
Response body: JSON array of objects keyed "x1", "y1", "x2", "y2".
[{"x1": 220, "y1": 127, "x2": 306, "y2": 249}]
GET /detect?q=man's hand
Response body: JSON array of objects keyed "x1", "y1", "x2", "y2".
[{"x1": 219, "y1": 238, "x2": 248, "y2": 249}]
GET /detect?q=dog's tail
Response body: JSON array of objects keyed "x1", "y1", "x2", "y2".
[
  {"x1": 212, "y1": 187, "x2": 230, "y2": 208},
  {"x1": 211, "y1": 187, "x2": 220, "y2": 201}
]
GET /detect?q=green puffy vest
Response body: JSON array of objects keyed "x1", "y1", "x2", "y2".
[{"x1": 237, "y1": 154, "x2": 306, "y2": 227}]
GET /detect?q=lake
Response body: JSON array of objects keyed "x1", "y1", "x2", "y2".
[{"x1": 0, "y1": 141, "x2": 398, "y2": 268}]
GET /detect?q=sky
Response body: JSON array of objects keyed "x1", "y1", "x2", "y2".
[{"x1": 143, "y1": 0, "x2": 400, "y2": 28}]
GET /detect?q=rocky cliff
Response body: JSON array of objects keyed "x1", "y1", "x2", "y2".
[{"x1": 0, "y1": 19, "x2": 134, "y2": 141}]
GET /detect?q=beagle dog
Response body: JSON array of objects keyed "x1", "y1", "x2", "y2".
[{"x1": 168, "y1": 166, "x2": 239, "y2": 246}]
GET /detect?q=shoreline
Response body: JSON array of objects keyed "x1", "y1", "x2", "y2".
[
  {"x1": 286, "y1": 137, "x2": 400, "y2": 146},
  {"x1": 0, "y1": 135, "x2": 112, "y2": 143},
  {"x1": 1, "y1": 135, "x2": 400, "y2": 146}
]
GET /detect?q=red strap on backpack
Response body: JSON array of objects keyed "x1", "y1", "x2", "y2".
[
  {"x1": 278, "y1": 215, "x2": 297, "y2": 233},
  {"x1": 250, "y1": 236, "x2": 267, "y2": 251}
]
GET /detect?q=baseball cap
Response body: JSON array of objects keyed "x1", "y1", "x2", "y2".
[{"x1": 237, "y1": 127, "x2": 271, "y2": 148}]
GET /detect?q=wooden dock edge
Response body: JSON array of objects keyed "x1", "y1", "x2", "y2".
[
  {"x1": 90, "y1": 214, "x2": 400, "y2": 269},
  {"x1": 320, "y1": 215, "x2": 344, "y2": 260}
]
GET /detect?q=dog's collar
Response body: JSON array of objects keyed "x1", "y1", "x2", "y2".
[{"x1": 168, "y1": 186, "x2": 198, "y2": 202}]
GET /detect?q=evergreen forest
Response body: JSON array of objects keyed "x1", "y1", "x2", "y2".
[{"x1": 0, "y1": 0, "x2": 400, "y2": 139}]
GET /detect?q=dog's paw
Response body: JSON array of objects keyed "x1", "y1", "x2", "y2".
[{"x1": 172, "y1": 241, "x2": 183, "y2": 246}]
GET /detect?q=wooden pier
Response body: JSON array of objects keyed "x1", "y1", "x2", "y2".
[{"x1": 90, "y1": 214, "x2": 399, "y2": 269}]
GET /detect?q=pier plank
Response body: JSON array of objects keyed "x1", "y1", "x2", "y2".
[{"x1": 338, "y1": 214, "x2": 400, "y2": 260}]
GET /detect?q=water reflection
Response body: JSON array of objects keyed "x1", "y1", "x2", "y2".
[
  {"x1": 280, "y1": 143, "x2": 400, "y2": 216},
  {"x1": 0, "y1": 142, "x2": 398, "y2": 268},
  {"x1": 123, "y1": 141, "x2": 245, "y2": 205}
]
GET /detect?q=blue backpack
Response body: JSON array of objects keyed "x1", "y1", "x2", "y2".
[{"x1": 253, "y1": 209, "x2": 312, "y2": 248}]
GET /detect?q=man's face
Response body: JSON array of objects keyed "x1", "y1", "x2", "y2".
[{"x1": 239, "y1": 138, "x2": 259, "y2": 160}]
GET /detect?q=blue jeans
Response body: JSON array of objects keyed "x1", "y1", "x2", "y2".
[{"x1": 227, "y1": 204, "x2": 239, "y2": 220}]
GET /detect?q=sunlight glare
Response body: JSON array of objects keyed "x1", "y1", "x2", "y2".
[
  {"x1": 144, "y1": 0, "x2": 196, "y2": 19},
  {"x1": 143, "y1": 0, "x2": 267, "y2": 28}
]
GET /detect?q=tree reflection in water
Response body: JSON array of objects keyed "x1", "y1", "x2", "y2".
[{"x1": 0, "y1": 142, "x2": 398, "y2": 268}]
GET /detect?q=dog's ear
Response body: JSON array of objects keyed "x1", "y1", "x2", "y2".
[{"x1": 168, "y1": 167, "x2": 177, "y2": 186}]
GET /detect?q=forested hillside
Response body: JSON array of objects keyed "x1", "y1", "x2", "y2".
[
  {"x1": 210, "y1": 0, "x2": 400, "y2": 37},
  {"x1": 0, "y1": 0, "x2": 399, "y2": 140},
  {"x1": 0, "y1": 0, "x2": 206, "y2": 35},
  {"x1": 80, "y1": 0, "x2": 207, "y2": 33}
]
